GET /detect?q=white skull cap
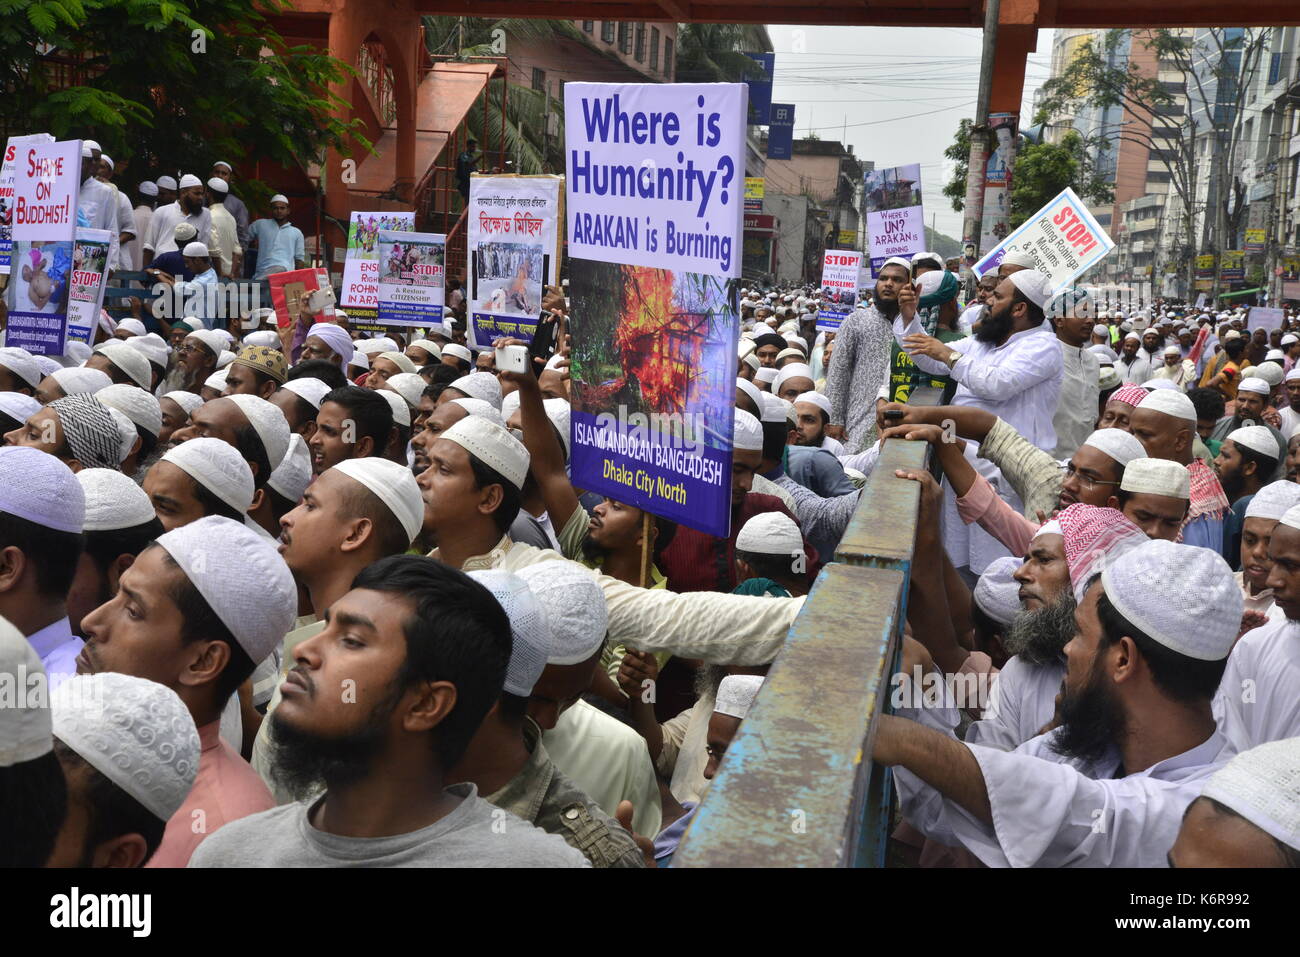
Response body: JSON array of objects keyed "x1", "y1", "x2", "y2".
[
  {"x1": 96, "y1": 383, "x2": 162, "y2": 437},
  {"x1": 163, "y1": 390, "x2": 204, "y2": 416},
  {"x1": 515, "y1": 560, "x2": 607, "y2": 665},
  {"x1": 51, "y1": 366, "x2": 113, "y2": 396},
  {"x1": 162, "y1": 437, "x2": 255, "y2": 514},
  {"x1": 773, "y1": 362, "x2": 813, "y2": 395},
  {"x1": 384, "y1": 373, "x2": 426, "y2": 410},
  {"x1": 1119, "y1": 458, "x2": 1190, "y2": 499},
  {"x1": 543, "y1": 398, "x2": 571, "y2": 459},
  {"x1": 1100, "y1": 539, "x2": 1241, "y2": 661},
  {"x1": 377, "y1": 351, "x2": 417, "y2": 375},
  {"x1": 225, "y1": 394, "x2": 291, "y2": 469},
  {"x1": 1080, "y1": 428, "x2": 1146, "y2": 467},
  {"x1": 53, "y1": 673, "x2": 200, "y2": 820},
  {"x1": 1238, "y1": 377, "x2": 1271, "y2": 396},
  {"x1": 0, "y1": 347, "x2": 42, "y2": 388},
  {"x1": 0, "y1": 615, "x2": 51, "y2": 767},
  {"x1": 450, "y1": 397, "x2": 506, "y2": 429},
  {"x1": 126, "y1": 333, "x2": 170, "y2": 370},
  {"x1": 0, "y1": 391, "x2": 41, "y2": 426},
  {"x1": 155, "y1": 515, "x2": 297, "y2": 660},
  {"x1": 1245, "y1": 481, "x2": 1300, "y2": 523},
  {"x1": 467, "y1": 570, "x2": 551, "y2": 696},
  {"x1": 439, "y1": 416, "x2": 530, "y2": 490},
  {"x1": 734, "y1": 408, "x2": 764, "y2": 451},
  {"x1": 736, "y1": 511, "x2": 803, "y2": 556},
  {"x1": 973, "y1": 556, "x2": 1023, "y2": 627},
  {"x1": 1135, "y1": 389, "x2": 1197, "y2": 422},
  {"x1": 1007, "y1": 269, "x2": 1052, "y2": 308},
  {"x1": 267, "y1": 434, "x2": 312, "y2": 504},
  {"x1": 279, "y1": 377, "x2": 331, "y2": 410},
  {"x1": 715, "y1": 674, "x2": 764, "y2": 720},
  {"x1": 1202, "y1": 737, "x2": 1300, "y2": 852},
  {"x1": 332, "y1": 457, "x2": 424, "y2": 545},
  {"x1": 736, "y1": 377, "x2": 763, "y2": 411},
  {"x1": 0, "y1": 445, "x2": 85, "y2": 532},
  {"x1": 1227, "y1": 425, "x2": 1280, "y2": 460},
  {"x1": 450, "y1": 372, "x2": 503, "y2": 410},
  {"x1": 77, "y1": 468, "x2": 157, "y2": 531},
  {"x1": 377, "y1": 389, "x2": 410, "y2": 428},
  {"x1": 407, "y1": 339, "x2": 442, "y2": 359},
  {"x1": 795, "y1": 391, "x2": 831, "y2": 417},
  {"x1": 92, "y1": 341, "x2": 151, "y2": 389}
]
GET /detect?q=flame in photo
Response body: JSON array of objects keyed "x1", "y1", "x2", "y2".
[{"x1": 614, "y1": 266, "x2": 709, "y2": 414}]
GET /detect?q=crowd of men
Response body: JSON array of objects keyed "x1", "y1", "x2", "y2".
[{"x1": 1, "y1": 165, "x2": 1299, "y2": 867}]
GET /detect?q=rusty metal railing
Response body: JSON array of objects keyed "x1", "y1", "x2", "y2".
[{"x1": 673, "y1": 389, "x2": 938, "y2": 867}]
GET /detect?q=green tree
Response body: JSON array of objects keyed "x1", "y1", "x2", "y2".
[
  {"x1": 674, "y1": 24, "x2": 773, "y2": 84},
  {"x1": 0, "y1": 0, "x2": 364, "y2": 187},
  {"x1": 942, "y1": 119, "x2": 973, "y2": 213},
  {"x1": 1010, "y1": 131, "x2": 1113, "y2": 228}
]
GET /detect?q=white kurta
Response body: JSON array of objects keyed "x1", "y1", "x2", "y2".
[
  {"x1": 1277, "y1": 404, "x2": 1300, "y2": 439},
  {"x1": 1214, "y1": 617, "x2": 1300, "y2": 755},
  {"x1": 1051, "y1": 341, "x2": 1100, "y2": 459},
  {"x1": 1117, "y1": 355, "x2": 1152, "y2": 385},
  {"x1": 77, "y1": 177, "x2": 121, "y2": 276},
  {"x1": 965, "y1": 655, "x2": 1065, "y2": 751},
  {"x1": 897, "y1": 726, "x2": 1230, "y2": 867}
]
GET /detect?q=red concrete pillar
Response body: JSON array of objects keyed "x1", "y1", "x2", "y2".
[
  {"x1": 377, "y1": 23, "x2": 417, "y2": 204},
  {"x1": 987, "y1": 24, "x2": 1038, "y2": 118},
  {"x1": 323, "y1": 7, "x2": 366, "y2": 245}
]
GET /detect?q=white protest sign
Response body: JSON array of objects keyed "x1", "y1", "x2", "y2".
[
  {"x1": 340, "y1": 211, "x2": 415, "y2": 309},
  {"x1": 816, "y1": 250, "x2": 863, "y2": 332},
  {"x1": 1, "y1": 133, "x2": 56, "y2": 274},
  {"x1": 864, "y1": 163, "x2": 925, "y2": 277},
  {"x1": 974, "y1": 187, "x2": 1113, "y2": 294},
  {"x1": 376, "y1": 230, "x2": 446, "y2": 327},
  {"x1": 66, "y1": 227, "x2": 112, "y2": 344},
  {"x1": 565, "y1": 82, "x2": 747, "y2": 278}
]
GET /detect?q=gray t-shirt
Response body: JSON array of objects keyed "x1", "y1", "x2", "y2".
[{"x1": 188, "y1": 782, "x2": 589, "y2": 868}]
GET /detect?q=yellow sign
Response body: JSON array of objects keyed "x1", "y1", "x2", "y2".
[
  {"x1": 744, "y1": 177, "x2": 764, "y2": 200},
  {"x1": 1245, "y1": 228, "x2": 1266, "y2": 250},
  {"x1": 836, "y1": 229, "x2": 856, "y2": 246},
  {"x1": 1196, "y1": 254, "x2": 1215, "y2": 270}
]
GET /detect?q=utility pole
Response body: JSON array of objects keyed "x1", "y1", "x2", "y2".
[{"x1": 961, "y1": 0, "x2": 1001, "y2": 257}]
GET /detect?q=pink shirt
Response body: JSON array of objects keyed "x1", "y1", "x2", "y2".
[
  {"x1": 955, "y1": 472, "x2": 1039, "y2": 558},
  {"x1": 147, "y1": 721, "x2": 274, "y2": 868}
]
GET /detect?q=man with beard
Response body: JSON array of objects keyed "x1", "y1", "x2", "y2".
[
  {"x1": 1117, "y1": 333, "x2": 1153, "y2": 385},
  {"x1": 1217, "y1": 425, "x2": 1282, "y2": 565},
  {"x1": 1279, "y1": 367, "x2": 1300, "y2": 436},
  {"x1": 823, "y1": 258, "x2": 901, "y2": 453},
  {"x1": 895, "y1": 269, "x2": 1064, "y2": 580},
  {"x1": 142, "y1": 174, "x2": 215, "y2": 268},
  {"x1": 1211, "y1": 377, "x2": 1284, "y2": 453},
  {"x1": 1231, "y1": 480, "x2": 1300, "y2": 624},
  {"x1": 190, "y1": 556, "x2": 589, "y2": 867},
  {"x1": 1138, "y1": 327, "x2": 1164, "y2": 366},
  {"x1": 792, "y1": 390, "x2": 843, "y2": 456},
  {"x1": 1215, "y1": 502, "x2": 1300, "y2": 754},
  {"x1": 879, "y1": 539, "x2": 1239, "y2": 867},
  {"x1": 77, "y1": 517, "x2": 294, "y2": 866}
]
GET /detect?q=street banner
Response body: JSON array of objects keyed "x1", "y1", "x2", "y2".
[
  {"x1": 5, "y1": 138, "x2": 81, "y2": 355},
  {"x1": 567, "y1": 260, "x2": 739, "y2": 538},
  {"x1": 744, "y1": 177, "x2": 764, "y2": 213},
  {"x1": 742, "y1": 53, "x2": 774, "y2": 126},
  {"x1": 767, "y1": 103, "x2": 795, "y2": 160},
  {"x1": 65, "y1": 227, "x2": 112, "y2": 345},
  {"x1": 1, "y1": 133, "x2": 55, "y2": 274},
  {"x1": 973, "y1": 187, "x2": 1114, "y2": 295},
  {"x1": 376, "y1": 230, "x2": 445, "y2": 327},
  {"x1": 1245, "y1": 228, "x2": 1266, "y2": 254},
  {"x1": 980, "y1": 113, "x2": 1018, "y2": 254},
  {"x1": 1221, "y1": 250, "x2": 1244, "y2": 281},
  {"x1": 339, "y1": 210, "x2": 415, "y2": 310},
  {"x1": 1196, "y1": 254, "x2": 1215, "y2": 279},
  {"x1": 816, "y1": 250, "x2": 863, "y2": 332},
  {"x1": 864, "y1": 163, "x2": 925, "y2": 276},
  {"x1": 467, "y1": 174, "x2": 561, "y2": 349},
  {"x1": 565, "y1": 81, "x2": 747, "y2": 277}
]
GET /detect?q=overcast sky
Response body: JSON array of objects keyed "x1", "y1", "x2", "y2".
[{"x1": 766, "y1": 25, "x2": 1054, "y2": 239}]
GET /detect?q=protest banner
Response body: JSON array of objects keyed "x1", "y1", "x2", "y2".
[
  {"x1": 467, "y1": 174, "x2": 561, "y2": 349},
  {"x1": 1245, "y1": 228, "x2": 1266, "y2": 254},
  {"x1": 744, "y1": 177, "x2": 764, "y2": 213},
  {"x1": 1, "y1": 133, "x2": 55, "y2": 275},
  {"x1": 564, "y1": 82, "x2": 745, "y2": 538},
  {"x1": 339, "y1": 210, "x2": 415, "y2": 310},
  {"x1": 816, "y1": 250, "x2": 863, "y2": 332},
  {"x1": 973, "y1": 187, "x2": 1114, "y2": 295},
  {"x1": 5, "y1": 138, "x2": 81, "y2": 355},
  {"x1": 864, "y1": 164, "x2": 925, "y2": 276},
  {"x1": 65, "y1": 227, "x2": 112, "y2": 344},
  {"x1": 376, "y1": 230, "x2": 445, "y2": 327},
  {"x1": 767, "y1": 103, "x2": 795, "y2": 160},
  {"x1": 1247, "y1": 306, "x2": 1284, "y2": 334},
  {"x1": 269, "y1": 266, "x2": 337, "y2": 348},
  {"x1": 565, "y1": 82, "x2": 746, "y2": 277}
]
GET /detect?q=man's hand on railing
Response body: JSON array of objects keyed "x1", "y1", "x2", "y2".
[
  {"x1": 892, "y1": 466, "x2": 943, "y2": 544},
  {"x1": 881, "y1": 422, "x2": 967, "y2": 457},
  {"x1": 877, "y1": 401, "x2": 946, "y2": 430}
]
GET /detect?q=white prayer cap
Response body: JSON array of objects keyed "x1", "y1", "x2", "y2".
[
  {"x1": 269, "y1": 193, "x2": 288, "y2": 205},
  {"x1": 279, "y1": 377, "x2": 330, "y2": 410},
  {"x1": 155, "y1": 515, "x2": 296, "y2": 660},
  {"x1": 97, "y1": 385, "x2": 161, "y2": 440},
  {"x1": 1253, "y1": 363, "x2": 1284, "y2": 388},
  {"x1": 1227, "y1": 426, "x2": 1280, "y2": 460},
  {"x1": 734, "y1": 408, "x2": 764, "y2": 451},
  {"x1": 244, "y1": 330, "x2": 280, "y2": 350},
  {"x1": 0, "y1": 446, "x2": 85, "y2": 533},
  {"x1": 78, "y1": 468, "x2": 156, "y2": 531},
  {"x1": 468, "y1": 570, "x2": 551, "y2": 696},
  {"x1": 0, "y1": 392, "x2": 40, "y2": 425},
  {"x1": 1286, "y1": 367, "x2": 1300, "y2": 384},
  {"x1": 1238, "y1": 377, "x2": 1271, "y2": 396},
  {"x1": 759, "y1": 392, "x2": 789, "y2": 425},
  {"x1": 450, "y1": 397, "x2": 504, "y2": 429},
  {"x1": 332, "y1": 458, "x2": 424, "y2": 544},
  {"x1": 1000, "y1": 250, "x2": 1036, "y2": 270},
  {"x1": 450, "y1": 372, "x2": 502, "y2": 410},
  {"x1": 738, "y1": 338, "x2": 756, "y2": 359},
  {"x1": 794, "y1": 391, "x2": 831, "y2": 418},
  {"x1": 377, "y1": 351, "x2": 417, "y2": 375},
  {"x1": 881, "y1": 256, "x2": 912, "y2": 274},
  {"x1": 1202, "y1": 737, "x2": 1300, "y2": 851},
  {"x1": 500, "y1": 390, "x2": 521, "y2": 424},
  {"x1": 736, "y1": 511, "x2": 803, "y2": 556},
  {"x1": 356, "y1": 337, "x2": 399, "y2": 356},
  {"x1": 715, "y1": 674, "x2": 764, "y2": 720},
  {"x1": 543, "y1": 398, "x2": 571, "y2": 459},
  {"x1": 743, "y1": 352, "x2": 760, "y2": 373},
  {"x1": 163, "y1": 391, "x2": 204, "y2": 416},
  {"x1": 138, "y1": 181, "x2": 158, "y2": 196},
  {"x1": 205, "y1": 176, "x2": 228, "y2": 194},
  {"x1": 155, "y1": 175, "x2": 178, "y2": 191},
  {"x1": 1091, "y1": 324, "x2": 1109, "y2": 337},
  {"x1": 225, "y1": 394, "x2": 291, "y2": 468},
  {"x1": 267, "y1": 434, "x2": 311, "y2": 503},
  {"x1": 1135, "y1": 389, "x2": 1196, "y2": 422},
  {"x1": 162, "y1": 437, "x2": 254, "y2": 513},
  {"x1": 0, "y1": 347, "x2": 43, "y2": 388},
  {"x1": 348, "y1": 352, "x2": 369, "y2": 371},
  {"x1": 116, "y1": 317, "x2": 147, "y2": 338},
  {"x1": 773, "y1": 362, "x2": 814, "y2": 395},
  {"x1": 1278, "y1": 504, "x2": 1300, "y2": 533},
  {"x1": 407, "y1": 339, "x2": 442, "y2": 359},
  {"x1": 1098, "y1": 366, "x2": 1121, "y2": 391},
  {"x1": 1144, "y1": 379, "x2": 1177, "y2": 392},
  {"x1": 1101, "y1": 539, "x2": 1241, "y2": 661},
  {"x1": 515, "y1": 560, "x2": 607, "y2": 666},
  {"x1": 182, "y1": 241, "x2": 209, "y2": 258},
  {"x1": 736, "y1": 377, "x2": 763, "y2": 412},
  {"x1": 212, "y1": 160, "x2": 233, "y2": 172},
  {"x1": 1007, "y1": 269, "x2": 1052, "y2": 308},
  {"x1": 1163, "y1": 344, "x2": 1181, "y2": 357},
  {"x1": 0, "y1": 615, "x2": 50, "y2": 767},
  {"x1": 305, "y1": 323, "x2": 354, "y2": 364},
  {"x1": 1124, "y1": 332, "x2": 1140, "y2": 343},
  {"x1": 108, "y1": 407, "x2": 139, "y2": 465},
  {"x1": 63, "y1": 341, "x2": 93, "y2": 365},
  {"x1": 1081, "y1": 428, "x2": 1147, "y2": 467},
  {"x1": 973, "y1": 556, "x2": 1022, "y2": 627},
  {"x1": 1267, "y1": 349, "x2": 1286, "y2": 363},
  {"x1": 442, "y1": 343, "x2": 472, "y2": 365},
  {"x1": 385, "y1": 372, "x2": 426, "y2": 410},
  {"x1": 177, "y1": 174, "x2": 203, "y2": 189},
  {"x1": 51, "y1": 366, "x2": 113, "y2": 396},
  {"x1": 775, "y1": 347, "x2": 805, "y2": 365},
  {"x1": 1033, "y1": 519, "x2": 1062, "y2": 540},
  {"x1": 440, "y1": 416, "x2": 530, "y2": 490},
  {"x1": 375, "y1": 388, "x2": 410, "y2": 428},
  {"x1": 1283, "y1": 334, "x2": 1299, "y2": 347},
  {"x1": 1120, "y1": 458, "x2": 1190, "y2": 498},
  {"x1": 52, "y1": 673, "x2": 199, "y2": 821},
  {"x1": 1245, "y1": 481, "x2": 1300, "y2": 523},
  {"x1": 185, "y1": 328, "x2": 225, "y2": 357}
]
